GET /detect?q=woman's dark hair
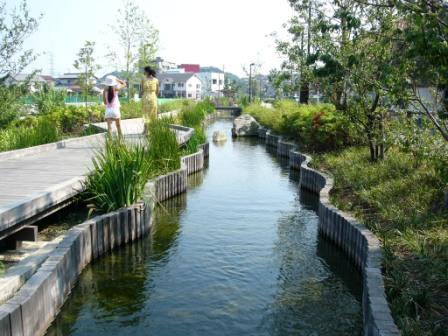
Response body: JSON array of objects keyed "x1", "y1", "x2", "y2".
[
  {"x1": 144, "y1": 66, "x2": 156, "y2": 77},
  {"x1": 107, "y1": 86, "x2": 114, "y2": 104}
]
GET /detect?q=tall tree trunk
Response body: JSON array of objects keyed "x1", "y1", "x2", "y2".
[{"x1": 369, "y1": 139, "x2": 377, "y2": 162}]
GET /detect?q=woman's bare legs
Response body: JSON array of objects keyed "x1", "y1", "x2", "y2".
[
  {"x1": 106, "y1": 119, "x2": 113, "y2": 135},
  {"x1": 106, "y1": 118, "x2": 122, "y2": 138},
  {"x1": 115, "y1": 119, "x2": 123, "y2": 138}
]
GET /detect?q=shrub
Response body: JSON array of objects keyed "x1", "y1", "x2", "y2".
[
  {"x1": 32, "y1": 86, "x2": 66, "y2": 115},
  {"x1": 121, "y1": 100, "x2": 142, "y2": 119},
  {"x1": 0, "y1": 85, "x2": 28, "y2": 129},
  {"x1": 158, "y1": 99, "x2": 190, "y2": 113},
  {"x1": 244, "y1": 100, "x2": 357, "y2": 151},
  {"x1": 83, "y1": 137, "x2": 152, "y2": 213},
  {"x1": 0, "y1": 116, "x2": 59, "y2": 152}
]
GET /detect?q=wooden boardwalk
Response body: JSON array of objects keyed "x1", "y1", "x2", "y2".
[{"x1": 0, "y1": 117, "x2": 193, "y2": 240}]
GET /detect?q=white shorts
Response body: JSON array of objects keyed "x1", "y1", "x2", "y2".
[{"x1": 105, "y1": 107, "x2": 120, "y2": 119}]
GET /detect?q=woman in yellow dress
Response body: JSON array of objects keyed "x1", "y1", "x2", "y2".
[{"x1": 141, "y1": 66, "x2": 160, "y2": 122}]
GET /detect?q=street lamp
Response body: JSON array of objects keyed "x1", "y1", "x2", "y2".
[{"x1": 249, "y1": 63, "x2": 255, "y2": 103}]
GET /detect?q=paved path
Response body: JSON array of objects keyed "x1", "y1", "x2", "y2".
[{"x1": 0, "y1": 116, "x2": 192, "y2": 239}]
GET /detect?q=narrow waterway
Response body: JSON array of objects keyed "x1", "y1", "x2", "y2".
[{"x1": 46, "y1": 120, "x2": 362, "y2": 336}]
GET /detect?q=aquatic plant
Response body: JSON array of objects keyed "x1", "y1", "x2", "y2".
[
  {"x1": 83, "y1": 136, "x2": 152, "y2": 213},
  {"x1": 146, "y1": 118, "x2": 181, "y2": 175}
]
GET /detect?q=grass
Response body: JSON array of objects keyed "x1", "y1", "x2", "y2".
[
  {"x1": 313, "y1": 147, "x2": 448, "y2": 336},
  {"x1": 0, "y1": 117, "x2": 60, "y2": 152}
]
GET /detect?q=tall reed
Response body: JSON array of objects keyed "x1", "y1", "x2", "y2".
[
  {"x1": 83, "y1": 136, "x2": 152, "y2": 213},
  {"x1": 146, "y1": 118, "x2": 181, "y2": 175}
]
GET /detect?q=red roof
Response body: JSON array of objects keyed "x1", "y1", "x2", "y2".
[{"x1": 179, "y1": 64, "x2": 200, "y2": 73}]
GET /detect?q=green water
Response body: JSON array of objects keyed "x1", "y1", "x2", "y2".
[{"x1": 46, "y1": 120, "x2": 362, "y2": 336}]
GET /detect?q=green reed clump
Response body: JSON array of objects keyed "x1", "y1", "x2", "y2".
[
  {"x1": 183, "y1": 127, "x2": 207, "y2": 155},
  {"x1": 83, "y1": 136, "x2": 152, "y2": 213},
  {"x1": 146, "y1": 118, "x2": 181, "y2": 175},
  {"x1": 178, "y1": 105, "x2": 205, "y2": 128},
  {"x1": 0, "y1": 117, "x2": 60, "y2": 152}
]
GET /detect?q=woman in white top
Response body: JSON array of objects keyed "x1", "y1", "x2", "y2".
[{"x1": 103, "y1": 75, "x2": 126, "y2": 136}]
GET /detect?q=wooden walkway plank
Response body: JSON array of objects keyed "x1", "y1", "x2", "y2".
[{"x1": 0, "y1": 117, "x2": 194, "y2": 239}]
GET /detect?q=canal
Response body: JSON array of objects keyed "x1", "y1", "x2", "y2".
[{"x1": 46, "y1": 119, "x2": 362, "y2": 336}]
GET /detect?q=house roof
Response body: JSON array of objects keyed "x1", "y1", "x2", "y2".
[
  {"x1": 8, "y1": 73, "x2": 47, "y2": 82},
  {"x1": 41, "y1": 75, "x2": 54, "y2": 81},
  {"x1": 56, "y1": 73, "x2": 98, "y2": 80},
  {"x1": 179, "y1": 64, "x2": 200, "y2": 73},
  {"x1": 158, "y1": 72, "x2": 197, "y2": 82}
]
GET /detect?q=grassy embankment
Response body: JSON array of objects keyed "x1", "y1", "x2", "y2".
[{"x1": 245, "y1": 100, "x2": 448, "y2": 336}]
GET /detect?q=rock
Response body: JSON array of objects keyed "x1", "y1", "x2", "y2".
[
  {"x1": 232, "y1": 114, "x2": 260, "y2": 137},
  {"x1": 213, "y1": 131, "x2": 227, "y2": 142}
]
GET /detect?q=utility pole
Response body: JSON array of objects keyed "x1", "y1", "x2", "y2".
[{"x1": 249, "y1": 63, "x2": 255, "y2": 102}]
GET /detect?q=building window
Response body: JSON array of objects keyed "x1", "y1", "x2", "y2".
[
  {"x1": 196, "y1": 84, "x2": 200, "y2": 89},
  {"x1": 212, "y1": 79, "x2": 217, "y2": 85},
  {"x1": 188, "y1": 93, "x2": 192, "y2": 98},
  {"x1": 177, "y1": 83, "x2": 184, "y2": 88},
  {"x1": 219, "y1": 80, "x2": 223, "y2": 85},
  {"x1": 188, "y1": 83, "x2": 192, "y2": 88}
]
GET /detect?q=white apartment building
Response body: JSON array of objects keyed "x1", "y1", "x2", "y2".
[
  {"x1": 158, "y1": 73, "x2": 202, "y2": 99},
  {"x1": 197, "y1": 72, "x2": 225, "y2": 97}
]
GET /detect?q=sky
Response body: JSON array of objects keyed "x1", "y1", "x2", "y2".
[{"x1": 15, "y1": 0, "x2": 294, "y2": 78}]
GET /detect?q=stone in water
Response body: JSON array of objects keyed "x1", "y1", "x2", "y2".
[
  {"x1": 232, "y1": 114, "x2": 260, "y2": 137},
  {"x1": 213, "y1": 131, "x2": 227, "y2": 142}
]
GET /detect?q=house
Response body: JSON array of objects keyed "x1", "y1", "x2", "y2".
[
  {"x1": 4, "y1": 73, "x2": 51, "y2": 92},
  {"x1": 196, "y1": 70, "x2": 225, "y2": 97},
  {"x1": 158, "y1": 72, "x2": 202, "y2": 99},
  {"x1": 54, "y1": 73, "x2": 98, "y2": 93}
]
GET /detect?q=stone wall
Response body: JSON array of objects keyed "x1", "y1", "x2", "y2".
[
  {"x1": 261, "y1": 129, "x2": 400, "y2": 336},
  {"x1": 0, "y1": 142, "x2": 209, "y2": 336}
]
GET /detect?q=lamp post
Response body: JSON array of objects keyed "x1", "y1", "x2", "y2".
[{"x1": 249, "y1": 63, "x2": 255, "y2": 102}]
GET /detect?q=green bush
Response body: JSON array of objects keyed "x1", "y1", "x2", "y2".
[
  {"x1": 32, "y1": 86, "x2": 66, "y2": 115},
  {"x1": 0, "y1": 85, "x2": 28, "y2": 129},
  {"x1": 83, "y1": 137, "x2": 152, "y2": 213},
  {"x1": 158, "y1": 99, "x2": 191, "y2": 113},
  {"x1": 146, "y1": 118, "x2": 181, "y2": 175},
  {"x1": 0, "y1": 117, "x2": 60, "y2": 152},
  {"x1": 120, "y1": 100, "x2": 142, "y2": 120},
  {"x1": 47, "y1": 105, "x2": 103, "y2": 133},
  {"x1": 245, "y1": 100, "x2": 356, "y2": 151}
]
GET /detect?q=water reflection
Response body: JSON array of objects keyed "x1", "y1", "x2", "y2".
[
  {"x1": 47, "y1": 239, "x2": 151, "y2": 335},
  {"x1": 46, "y1": 120, "x2": 362, "y2": 336},
  {"x1": 150, "y1": 193, "x2": 186, "y2": 262},
  {"x1": 188, "y1": 171, "x2": 205, "y2": 189},
  {"x1": 316, "y1": 237, "x2": 363, "y2": 299}
]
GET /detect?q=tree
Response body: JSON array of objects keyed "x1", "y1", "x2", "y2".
[
  {"x1": 0, "y1": 0, "x2": 40, "y2": 80},
  {"x1": 394, "y1": 0, "x2": 448, "y2": 141},
  {"x1": 0, "y1": 0, "x2": 40, "y2": 128},
  {"x1": 279, "y1": 0, "x2": 409, "y2": 161},
  {"x1": 74, "y1": 41, "x2": 100, "y2": 108},
  {"x1": 108, "y1": 0, "x2": 159, "y2": 99}
]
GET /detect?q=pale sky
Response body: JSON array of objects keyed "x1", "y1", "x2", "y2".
[{"x1": 16, "y1": 0, "x2": 294, "y2": 78}]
